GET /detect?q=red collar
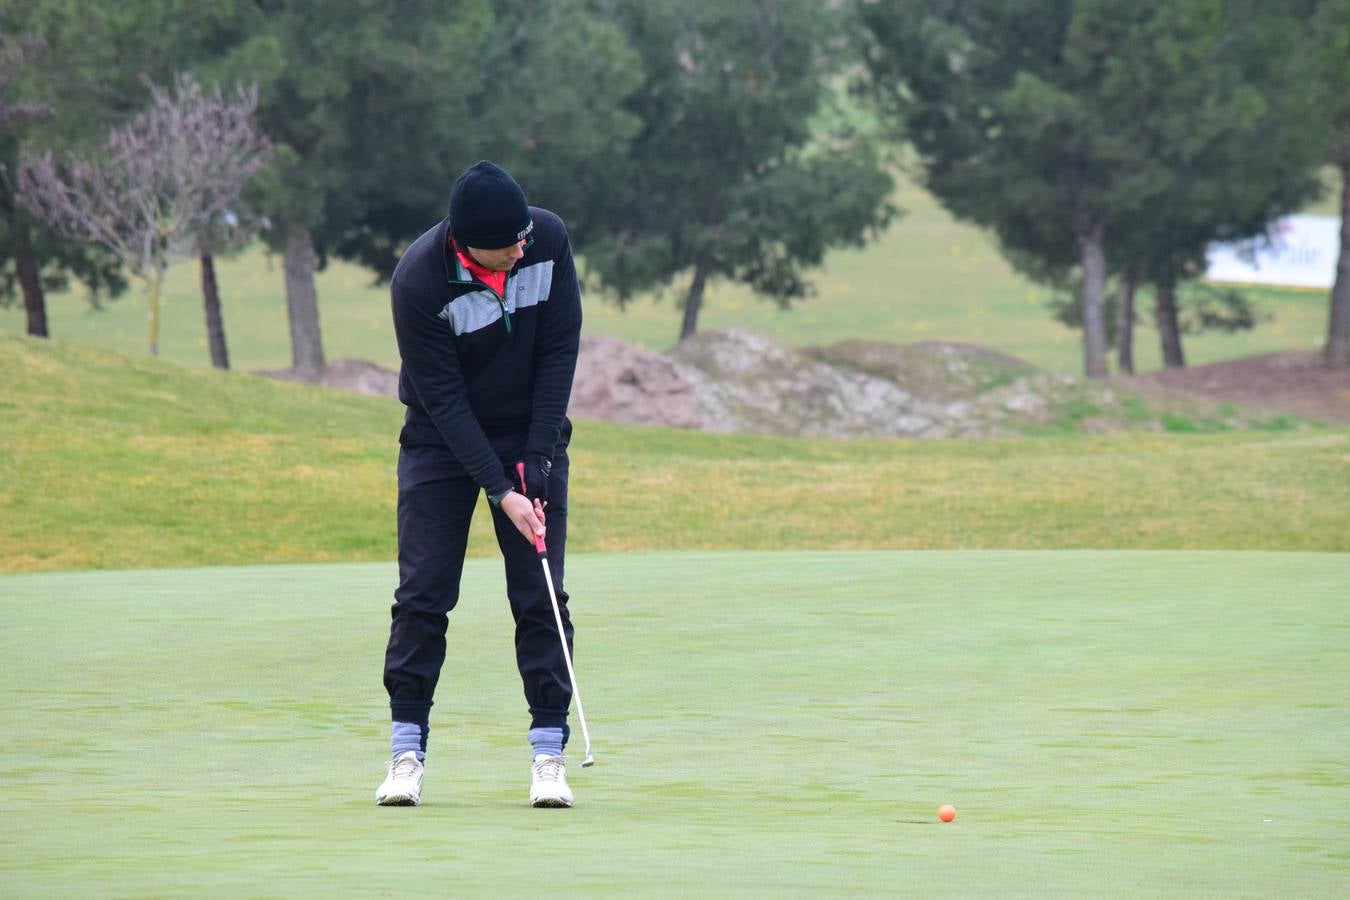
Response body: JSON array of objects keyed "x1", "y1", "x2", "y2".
[{"x1": 453, "y1": 242, "x2": 507, "y2": 295}]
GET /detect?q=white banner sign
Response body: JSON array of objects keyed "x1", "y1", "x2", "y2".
[{"x1": 1205, "y1": 215, "x2": 1341, "y2": 289}]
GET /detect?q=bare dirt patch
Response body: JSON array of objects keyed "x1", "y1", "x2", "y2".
[
  {"x1": 1123, "y1": 352, "x2": 1350, "y2": 425},
  {"x1": 257, "y1": 359, "x2": 398, "y2": 397}
]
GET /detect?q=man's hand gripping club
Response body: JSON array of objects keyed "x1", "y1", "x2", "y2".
[{"x1": 500, "y1": 456, "x2": 548, "y2": 546}]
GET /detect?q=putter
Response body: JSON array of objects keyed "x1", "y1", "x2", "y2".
[{"x1": 516, "y1": 462, "x2": 595, "y2": 767}]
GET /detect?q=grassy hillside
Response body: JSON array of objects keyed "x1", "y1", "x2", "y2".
[
  {"x1": 1, "y1": 172, "x2": 1332, "y2": 374},
  {"x1": 2, "y1": 333, "x2": 1347, "y2": 573}
]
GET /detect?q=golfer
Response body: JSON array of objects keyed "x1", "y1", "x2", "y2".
[{"x1": 377, "y1": 160, "x2": 582, "y2": 808}]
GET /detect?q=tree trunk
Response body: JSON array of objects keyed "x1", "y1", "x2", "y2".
[
  {"x1": 1325, "y1": 151, "x2": 1350, "y2": 367},
  {"x1": 200, "y1": 250, "x2": 230, "y2": 370},
  {"x1": 283, "y1": 223, "x2": 326, "y2": 374},
  {"x1": 1155, "y1": 278, "x2": 1185, "y2": 369},
  {"x1": 678, "y1": 260, "x2": 711, "y2": 342},
  {"x1": 1117, "y1": 276, "x2": 1136, "y2": 376},
  {"x1": 1077, "y1": 219, "x2": 1109, "y2": 378},
  {"x1": 15, "y1": 235, "x2": 48, "y2": 339},
  {"x1": 146, "y1": 278, "x2": 161, "y2": 356}
]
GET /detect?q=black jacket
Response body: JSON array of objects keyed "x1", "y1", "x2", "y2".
[{"x1": 391, "y1": 207, "x2": 582, "y2": 497}]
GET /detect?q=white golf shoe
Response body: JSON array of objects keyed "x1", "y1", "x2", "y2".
[
  {"x1": 376, "y1": 750, "x2": 424, "y2": 806},
  {"x1": 529, "y1": 754, "x2": 573, "y2": 808}
]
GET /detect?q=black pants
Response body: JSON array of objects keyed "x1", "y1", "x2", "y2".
[{"x1": 383, "y1": 432, "x2": 573, "y2": 743}]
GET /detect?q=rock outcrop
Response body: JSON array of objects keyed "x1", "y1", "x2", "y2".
[
  {"x1": 257, "y1": 328, "x2": 1301, "y2": 437},
  {"x1": 569, "y1": 335, "x2": 704, "y2": 429},
  {"x1": 669, "y1": 329, "x2": 950, "y2": 437}
]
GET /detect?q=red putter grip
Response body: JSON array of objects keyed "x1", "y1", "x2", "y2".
[{"x1": 514, "y1": 461, "x2": 547, "y2": 554}]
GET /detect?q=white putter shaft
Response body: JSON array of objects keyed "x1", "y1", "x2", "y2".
[
  {"x1": 517, "y1": 461, "x2": 594, "y2": 768},
  {"x1": 539, "y1": 555, "x2": 594, "y2": 767}
]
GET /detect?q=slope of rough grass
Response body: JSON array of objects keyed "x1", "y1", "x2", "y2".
[{"x1": 3, "y1": 334, "x2": 1347, "y2": 573}]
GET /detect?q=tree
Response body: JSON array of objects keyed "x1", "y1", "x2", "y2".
[
  {"x1": 864, "y1": 0, "x2": 1096, "y2": 377},
  {"x1": 231, "y1": 0, "x2": 644, "y2": 376},
  {"x1": 0, "y1": 30, "x2": 52, "y2": 337},
  {"x1": 18, "y1": 75, "x2": 268, "y2": 355},
  {"x1": 205, "y1": 1, "x2": 495, "y2": 375},
  {"x1": 328, "y1": 0, "x2": 643, "y2": 281},
  {"x1": 1119, "y1": 1, "x2": 1324, "y2": 369},
  {"x1": 1331, "y1": 140, "x2": 1350, "y2": 367},
  {"x1": 0, "y1": 1, "x2": 211, "y2": 340},
  {"x1": 585, "y1": 0, "x2": 895, "y2": 342},
  {"x1": 12, "y1": 1, "x2": 645, "y2": 366},
  {"x1": 0, "y1": 197, "x2": 127, "y2": 337},
  {"x1": 857, "y1": 0, "x2": 1326, "y2": 377},
  {"x1": 1309, "y1": 0, "x2": 1350, "y2": 366},
  {"x1": 196, "y1": 206, "x2": 263, "y2": 370},
  {"x1": 859, "y1": 0, "x2": 1128, "y2": 376}
]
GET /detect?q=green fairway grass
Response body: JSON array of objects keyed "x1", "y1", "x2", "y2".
[
  {"x1": 3, "y1": 333, "x2": 1349, "y2": 573},
  {"x1": 1, "y1": 551, "x2": 1346, "y2": 896},
  {"x1": 1, "y1": 172, "x2": 1332, "y2": 374}
]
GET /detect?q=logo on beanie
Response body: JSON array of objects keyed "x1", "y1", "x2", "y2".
[{"x1": 517, "y1": 221, "x2": 534, "y2": 242}]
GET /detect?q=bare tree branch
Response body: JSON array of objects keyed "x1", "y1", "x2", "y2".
[{"x1": 16, "y1": 72, "x2": 270, "y2": 354}]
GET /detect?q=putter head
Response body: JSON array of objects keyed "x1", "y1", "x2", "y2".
[{"x1": 581, "y1": 754, "x2": 595, "y2": 768}]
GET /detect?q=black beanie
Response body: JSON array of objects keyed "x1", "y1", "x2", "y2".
[{"x1": 449, "y1": 160, "x2": 533, "y2": 249}]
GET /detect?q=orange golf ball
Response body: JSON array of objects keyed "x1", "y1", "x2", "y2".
[{"x1": 938, "y1": 804, "x2": 957, "y2": 822}]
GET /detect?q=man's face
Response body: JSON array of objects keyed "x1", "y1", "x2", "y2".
[{"x1": 468, "y1": 240, "x2": 527, "y2": 272}]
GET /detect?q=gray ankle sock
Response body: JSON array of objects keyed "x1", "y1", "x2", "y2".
[
  {"x1": 392, "y1": 720, "x2": 426, "y2": 762},
  {"x1": 528, "y1": 726, "x2": 564, "y2": 759}
]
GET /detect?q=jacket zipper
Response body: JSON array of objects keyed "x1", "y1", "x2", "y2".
[{"x1": 448, "y1": 273, "x2": 513, "y2": 334}]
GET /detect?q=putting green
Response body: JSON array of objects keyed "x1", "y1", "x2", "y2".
[{"x1": 1, "y1": 551, "x2": 1346, "y2": 896}]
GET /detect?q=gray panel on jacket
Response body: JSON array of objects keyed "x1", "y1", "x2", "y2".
[{"x1": 438, "y1": 260, "x2": 556, "y2": 336}]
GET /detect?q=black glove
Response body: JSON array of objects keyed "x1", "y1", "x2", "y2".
[{"x1": 518, "y1": 454, "x2": 552, "y2": 504}]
